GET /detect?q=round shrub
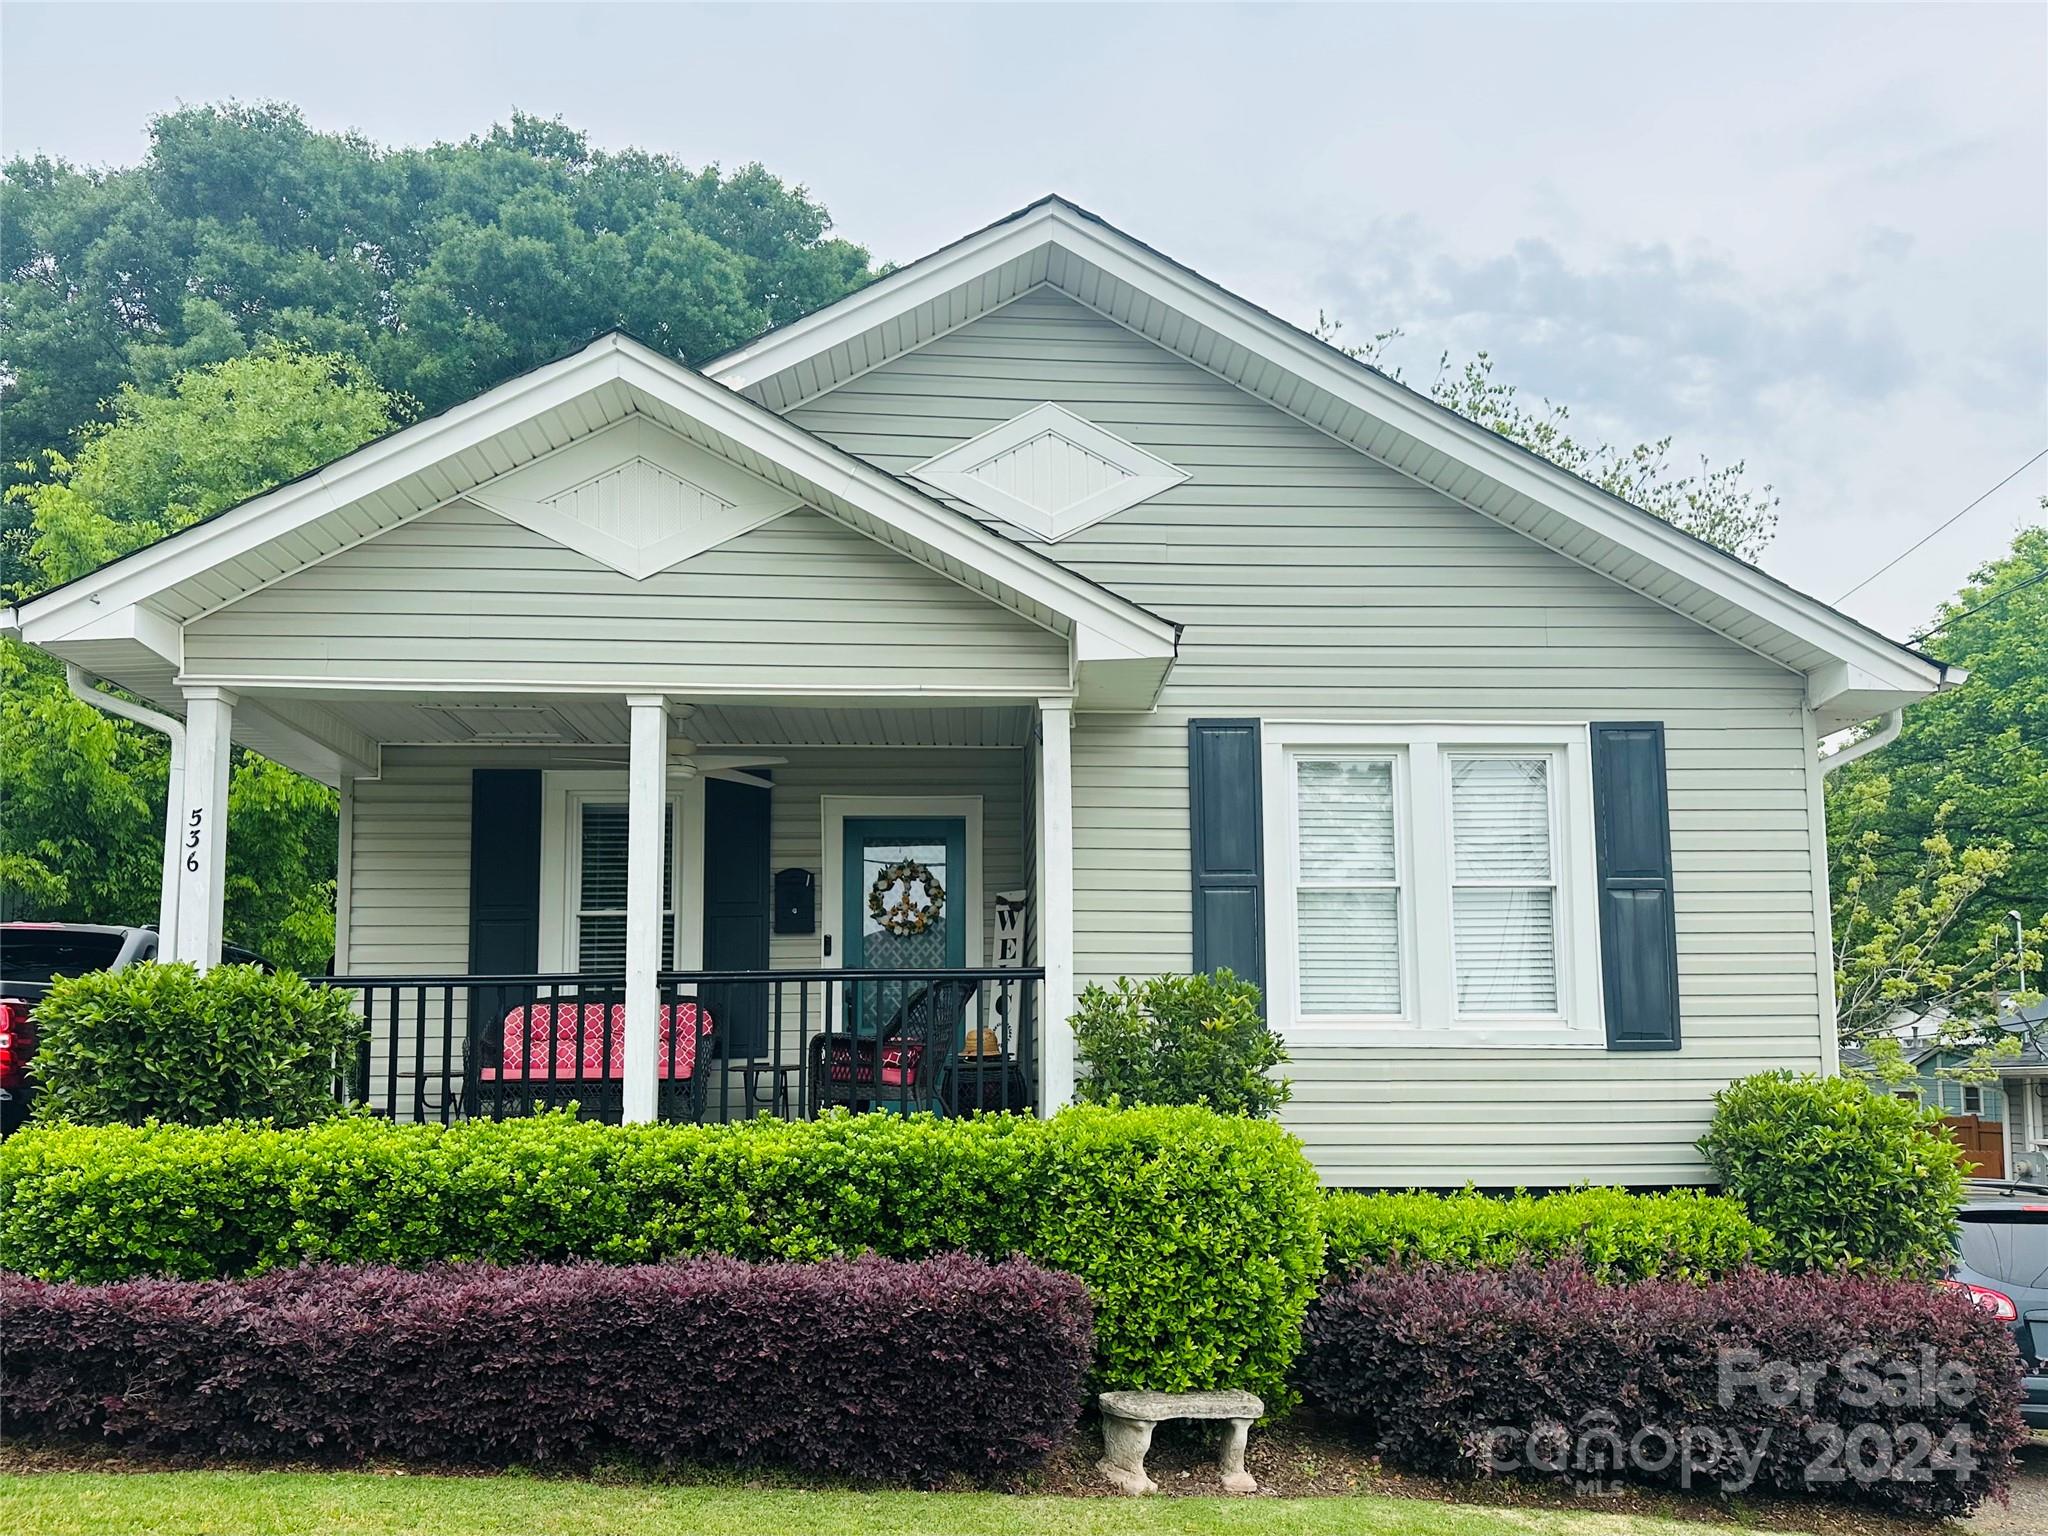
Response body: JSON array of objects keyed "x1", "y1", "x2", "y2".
[
  {"x1": 1071, "y1": 969, "x2": 1290, "y2": 1118},
  {"x1": 1301, "y1": 1260, "x2": 2025, "y2": 1519},
  {"x1": 1321, "y1": 1186, "x2": 1776, "y2": 1281},
  {"x1": 1697, "y1": 1070, "x2": 1966, "y2": 1276},
  {"x1": 0, "y1": 1103, "x2": 1325, "y2": 1407},
  {"x1": 29, "y1": 962, "x2": 361, "y2": 1128}
]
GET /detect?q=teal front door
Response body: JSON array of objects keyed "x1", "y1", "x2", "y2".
[{"x1": 842, "y1": 816, "x2": 967, "y2": 1037}]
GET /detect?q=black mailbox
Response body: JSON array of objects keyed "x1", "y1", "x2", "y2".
[{"x1": 773, "y1": 867, "x2": 816, "y2": 935}]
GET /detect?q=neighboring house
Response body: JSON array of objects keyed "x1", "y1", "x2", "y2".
[
  {"x1": 1, "y1": 198, "x2": 1959, "y2": 1188},
  {"x1": 1842, "y1": 1039, "x2": 2009, "y2": 1178}
]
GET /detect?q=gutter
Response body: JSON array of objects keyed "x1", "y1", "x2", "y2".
[
  {"x1": 64, "y1": 665, "x2": 186, "y2": 953},
  {"x1": 1821, "y1": 708, "x2": 1903, "y2": 777}
]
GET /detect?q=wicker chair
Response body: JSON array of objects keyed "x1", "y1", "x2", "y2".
[{"x1": 806, "y1": 980, "x2": 978, "y2": 1117}]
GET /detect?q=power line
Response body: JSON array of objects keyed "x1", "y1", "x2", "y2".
[
  {"x1": 1833, "y1": 446, "x2": 2048, "y2": 604},
  {"x1": 1911, "y1": 565, "x2": 2048, "y2": 645}
]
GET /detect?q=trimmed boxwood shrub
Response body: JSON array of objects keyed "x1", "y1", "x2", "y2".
[
  {"x1": 29, "y1": 962, "x2": 361, "y2": 1128},
  {"x1": 0, "y1": 1104, "x2": 1323, "y2": 1405},
  {"x1": 1321, "y1": 1187, "x2": 1776, "y2": 1281},
  {"x1": 1300, "y1": 1261, "x2": 2025, "y2": 1518},
  {"x1": 0, "y1": 1254, "x2": 1092, "y2": 1480},
  {"x1": 1698, "y1": 1071, "x2": 1967, "y2": 1276}
]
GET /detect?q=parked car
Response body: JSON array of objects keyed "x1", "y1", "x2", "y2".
[
  {"x1": 0, "y1": 923, "x2": 267, "y2": 1133},
  {"x1": 1944, "y1": 1178, "x2": 2048, "y2": 1430}
]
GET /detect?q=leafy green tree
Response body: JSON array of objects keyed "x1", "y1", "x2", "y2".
[
  {"x1": 1826, "y1": 523, "x2": 2048, "y2": 1038},
  {"x1": 1313, "y1": 315, "x2": 1779, "y2": 560},
  {"x1": 12, "y1": 346, "x2": 397, "y2": 591},
  {"x1": 1, "y1": 103, "x2": 872, "y2": 588},
  {"x1": 2, "y1": 348, "x2": 399, "y2": 970}
]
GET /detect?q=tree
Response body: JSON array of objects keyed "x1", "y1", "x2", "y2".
[
  {"x1": 1, "y1": 347, "x2": 400, "y2": 971},
  {"x1": 1827, "y1": 520, "x2": 2048, "y2": 1061},
  {"x1": 1, "y1": 103, "x2": 873, "y2": 589},
  {"x1": 11, "y1": 346, "x2": 398, "y2": 591},
  {"x1": 1312, "y1": 315, "x2": 1779, "y2": 560}
]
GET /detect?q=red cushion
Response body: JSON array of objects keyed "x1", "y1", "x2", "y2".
[
  {"x1": 820, "y1": 1037, "x2": 924, "y2": 1088},
  {"x1": 483, "y1": 1002, "x2": 712, "y2": 1082}
]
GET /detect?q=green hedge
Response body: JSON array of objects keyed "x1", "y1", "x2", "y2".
[
  {"x1": 0, "y1": 1105, "x2": 1323, "y2": 1405},
  {"x1": 1321, "y1": 1186, "x2": 1776, "y2": 1281},
  {"x1": 29, "y1": 963, "x2": 360, "y2": 1128},
  {"x1": 1698, "y1": 1070, "x2": 1966, "y2": 1276}
]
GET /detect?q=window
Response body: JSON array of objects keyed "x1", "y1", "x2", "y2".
[
  {"x1": 1895, "y1": 1090, "x2": 1921, "y2": 1103},
  {"x1": 1963, "y1": 1084, "x2": 1984, "y2": 1116},
  {"x1": 1294, "y1": 757, "x2": 1402, "y2": 1016},
  {"x1": 569, "y1": 798, "x2": 677, "y2": 972},
  {"x1": 1448, "y1": 755, "x2": 1558, "y2": 1015},
  {"x1": 1263, "y1": 722, "x2": 1601, "y2": 1044}
]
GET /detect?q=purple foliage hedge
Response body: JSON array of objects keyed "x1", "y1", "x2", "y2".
[
  {"x1": 0, "y1": 1253, "x2": 1093, "y2": 1483},
  {"x1": 1300, "y1": 1262, "x2": 2026, "y2": 1518}
]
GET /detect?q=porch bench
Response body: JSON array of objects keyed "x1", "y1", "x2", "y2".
[
  {"x1": 473, "y1": 1001, "x2": 714, "y2": 1122},
  {"x1": 1097, "y1": 1389, "x2": 1263, "y2": 1495}
]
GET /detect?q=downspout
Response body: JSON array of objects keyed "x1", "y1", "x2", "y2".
[
  {"x1": 65, "y1": 665, "x2": 186, "y2": 954},
  {"x1": 1821, "y1": 709, "x2": 1903, "y2": 777}
]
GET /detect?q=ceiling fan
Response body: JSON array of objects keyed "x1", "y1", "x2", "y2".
[
  {"x1": 551, "y1": 701, "x2": 786, "y2": 785},
  {"x1": 547, "y1": 739, "x2": 786, "y2": 786}
]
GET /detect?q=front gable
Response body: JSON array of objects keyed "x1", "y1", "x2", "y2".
[
  {"x1": 713, "y1": 197, "x2": 1949, "y2": 729},
  {"x1": 183, "y1": 499, "x2": 1072, "y2": 696}
]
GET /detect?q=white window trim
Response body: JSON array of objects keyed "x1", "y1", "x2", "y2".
[
  {"x1": 1261, "y1": 721, "x2": 1604, "y2": 1048},
  {"x1": 538, "y1": 770, "x2": 705, "y2": 973}
]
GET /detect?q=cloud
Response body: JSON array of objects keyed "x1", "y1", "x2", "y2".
[{"x1": 1313, "y1": 227, "x2": 1918, "y2": 443}]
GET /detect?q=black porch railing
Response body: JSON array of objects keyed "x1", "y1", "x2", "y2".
[{"x1": 315, "y1": 968, "x2": 1042, "y2": 1127}]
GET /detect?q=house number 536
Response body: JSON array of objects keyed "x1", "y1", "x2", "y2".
[{"x1": 185, "y1": 808, "x2": 204, "y2": 872}]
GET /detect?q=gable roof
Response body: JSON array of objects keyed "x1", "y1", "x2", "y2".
[
  {"x1": 708, "y1": 196, "x2": 1956, "y2": 729},
  {"x1": 5, "y1": 330, "x2": 1180, "y2": 710}
]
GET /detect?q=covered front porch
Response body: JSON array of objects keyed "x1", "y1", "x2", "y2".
[
  {"x1": 7, "y1": 332, "x2": 1190, "y2": 1125},
  {"x1": 299, "y1": 693, "x2": 1075, "y2": 1125}
]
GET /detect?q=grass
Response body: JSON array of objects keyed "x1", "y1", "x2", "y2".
[{"x1": 0, "y1": 1470, "x2": 1816, "y2": 1536}]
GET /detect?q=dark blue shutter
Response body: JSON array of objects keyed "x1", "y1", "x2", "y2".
[
  {"x1": 1189, "y1": 718, "x2": 1265, "y2": 993},
  {"x1": 1591, "y1": 722, "x2": 1681, "y2": 1051},
  {"x1": 469, "y1": 770, "x2": 542, "y2": 1039},
  {"x1": 703, "y1": 777, "x2": 772, "y2": 1057}
]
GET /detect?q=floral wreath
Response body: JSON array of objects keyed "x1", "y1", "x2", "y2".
[{"x1": 868, "y1": 858, "x2": 947, "y2": 938}]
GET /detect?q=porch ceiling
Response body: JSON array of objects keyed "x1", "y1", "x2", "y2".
[{"x1": 231, "y1": 691, "x2": 1036, "y2": 756}]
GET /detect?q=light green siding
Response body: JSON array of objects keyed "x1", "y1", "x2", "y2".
[
  {"x1": 789, "y1": 289, "x2": 1829, "y2": 1189},
  {"x1": 185, "y1": 503, "x2": 1068, "y2": 694}
]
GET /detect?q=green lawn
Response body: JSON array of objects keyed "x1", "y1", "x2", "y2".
[{"x1": 0, "y1": 1470, "x2": 1804, "y2": 1536}]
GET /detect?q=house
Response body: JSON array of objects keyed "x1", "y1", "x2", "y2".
[
  {"x1": 1, "y1": 197, "x2": 1959, "y2": 1188},
  {"x1": 1842, "y1": 1039, "x2": 2010, "y2": 1177}
]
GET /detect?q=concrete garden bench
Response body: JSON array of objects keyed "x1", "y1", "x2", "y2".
[{"x1": 1096, "y1": 1388, "x2": 1263, "y2": 1494}]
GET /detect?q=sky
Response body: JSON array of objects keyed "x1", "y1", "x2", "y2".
[{"x1": 3, "y1": 1, "x2": 2044, "y2": 641}]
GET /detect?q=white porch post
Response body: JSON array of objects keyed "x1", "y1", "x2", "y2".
[
  {"x1": 1037, "y1": 699, "x2": 1076, "y2": 1111},
  {"x1": 623, "y1": 694, "x2": 669, "y2": 1124},
  {"x1": 172, "y1": 687, "x2": 235, "y2": 970}
]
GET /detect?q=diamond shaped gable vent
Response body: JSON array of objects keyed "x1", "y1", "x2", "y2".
[
  {"x1": 468, "y1": 417, "x2": 803, "y2": 579},
  {"x1": 913, "y1": 403, "x2": 1187, "y2": 542}
]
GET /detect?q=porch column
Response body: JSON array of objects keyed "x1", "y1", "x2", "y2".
[
  {"x1": 171, "y1": 687, "x2": 235, "y2": 970},
  {"x1": 1037, "y1": 698, "x2": 1076, "y2": 1111},
  {"x1": 623, "y1": 694, "x2": 669, "y2": 1124}
]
